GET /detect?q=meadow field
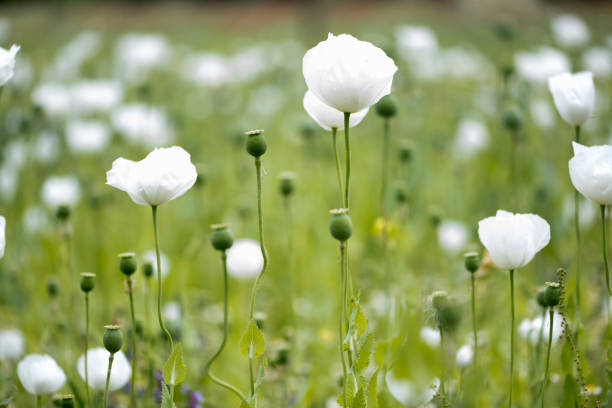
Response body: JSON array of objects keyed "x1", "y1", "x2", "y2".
[{"x1": 1, "y1": 1, "x2": 612, "y2": 407}]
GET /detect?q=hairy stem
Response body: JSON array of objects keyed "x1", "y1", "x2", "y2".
[{"x1": 103, "y1": 354, "x2": 115, "y2": 408}]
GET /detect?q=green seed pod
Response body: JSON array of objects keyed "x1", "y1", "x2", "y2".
[
  {"x1": 245, "y1": 130, "x2": 267, "y2": 158},
  {"x1": 393, "y1": 182, "x2": 408, "y2": 204},
  {"x1": 47, "y1": 278, "x2": 59, "y2": 298},
  {"x1": 142, "y1": 262, "x2": 154, "y2": 279},
  {"x1": 464, "y1": 252, "x2": 480, "y2": 274},
  {"x1": 544, "y1": 282, "x2": 561, "y2": 307},
  {"x1": 431, "y1": 290, "x2": 449, "y2": 311},
  {"x1": 210, "y1": 224, "x2": 234, "y2": 252},
  {"x1": 428, "y1": 206, "x2": 442, "y2": 227},
  {"x1": 536, "y1": 287, "x2": 548, "y2": 308},
  {"x1": 398, "y1": 141, "x2": 413, "y2": 163},
  {"x1": 501, "y1": 108, "x2": 522, "y2": 132},
  {"x1": 279, "y1": 171, "x2": 296, "y2": 197},
  {"x1": 60, "y1": 395, "x2": 75, "y2": 408},
  {"x1": 56, "y1": 205, "x2": 70, "y2": 221},
  {"x1": 375, "y1": 94, "x2": 398, "y2": 118},
  {"x1": 329, "y1": 209, "x2": 353, "y2": 242},
  {"x1": 432, "y1": 291, "x2": 461, "y2": 333},
  {"x1": 118, "y1": 253, "x2": 137, "y2": 276},
  {"x1": 80, "y1": 273, "x2": 96, "y2": 293},
  {"x1": 103, "y1": 325, "x2": 123, "y2": 354},
  {"x1": 299, "y1": 121, "x2": 318, "y2": 140}
]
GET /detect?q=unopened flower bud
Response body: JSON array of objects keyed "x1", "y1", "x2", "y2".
[
  {"x1": 80, "y1": 272, "x2": 95, "y2": 293},
  {"x1": 544, "y1": 282, "x2": 561, "y2": 307},
  {"x1": 118, "y1": 253, "x2": 137, "y2": 276},
  {"x1": 103, "y1": 325, "x2": 123, "y2": 354},
  {"x1": 501, "y1": 108, "x2": 522, "y2": 132},
  {"x1": 464, "y1": 252, "x2": 480, "y2": 273},
  {"x1": 428, "y1": 206, "x2": 442, "y2": 227},
  {"x1": 431, "y1": 291, "x2": 461, "y2": 333},
  {"x1": 142, "y1": 262, "x2": 154, "y2": 279},
  {"x1": 329, "y1": 209, "x2": 353, "y2": 242},
  {"x1": 279, "y1": 172, "x2": 296, "y2": 197},
  {"x1": 246, "y1": 130, "x2": 267, "y2": 158},
  {"x1": 47, "y1": 278, "x2": 59, "y2": 298},
  {"x1": 56, "y1": 205, "x2": 70, "y2": 221},
  {"x1": 210, "y1": 224, "x2": 234, "y2": 252},
  {"x1": 393, "y1": 182, "x2": 408, "y2": 204},
  {"x1": 398, "y1": 141, "x2": 413, "y2": 163},
  {"x1": 375, "y1": 94, "x2": 398, "y2": 118}
]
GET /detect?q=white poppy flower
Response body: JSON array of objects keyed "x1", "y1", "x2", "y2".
[
  {"x1": 142, "y1": 249, "x2": 170, "y2": 279},
  {"x1": 0, "y1": 44, "x2": 19, "y2": 86},
  {"x1": 303, "y1": 90, "x2": 368, "y2": 132},
  {"x1": 0, "y1": 328, "x2": 23, "y2": 360},
  {"x1": 582, "y1": 47, "x2": 612, "y2": 77},
  {"x1": 437, "y1": 220, "x2": 468, "y2": 255},
  {"x1": 454, "y1": 118, "x2": 489, "y2": 159},
  {"x1": 70, "y1": 80, "x2": 123, "y2": 114},
  {"x1": 65, "y1": 120, "x2": 110, "y2": 154},
  {"x1": 551, "y1": 14, "x2": 590, "y2": 49},
  {"x1": 514, "y1": 47, "x2": 570, "y2": 85},
  {"x1": 548, "y1": 71, "x2": 595, "y2": 126},
  {"x1": 111, "y1": 104, "x2": 174, "y2": 147},
  {"x1": 419, "y1": 326, "x2": 441, "y2": 348},
  {"x1": 569, "y1": 142, "x2": 612, "y2": 205},
  {"x1": 41, "y1": 175, "x2": 81, "y2": 209},
  {"x1": 77, "y1": 348, "x2": 131, "y2": 391},
  {"x1": 455, "y1": 344, "x2": 474, "y2": 369},
  {"x1": 17, "y1": 354, "x2": 66, "y2": 395},
  {"x1": 226, "y1": 239, "x2": 264, "y2": 280}
]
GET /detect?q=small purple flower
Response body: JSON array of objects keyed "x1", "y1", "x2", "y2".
[{"x1": 190, "y1": 391, "x2": 205, "y2": 408}]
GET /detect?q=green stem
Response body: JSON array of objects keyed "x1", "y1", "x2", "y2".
[
  {"x1": 439, "y1": 326, "x2": 446, "y2": 397},
  {"x1": 509, "y1": 269, "x2": 515, "y2": 408},
  {"x1": 575, "y1": 125, "x2": 582, "y2": 318},
  {"x1": 471, "y1": 273, "x2": 478, "y2": 367},
  {"x1": 36, "y1": 395, "x2": 41, "y2": 408},
  {"x1": 204, "y1": 253, "x2": 249, "y2": 404},
  {"x1": 541, "y1": 309, "x2": 554, "y2": 408},
  {"x1": 151, "y1": 206, "x2": 174, "y2": 350},
  {"x1": 332, "y1": 127, "x2": 345, "y2": 208},
  {"x1": 85, "y1": 293, "x2": 91, "y2": 408},
  {"x1": 103, "y1": 354, "x2": 115, "y2": 408},
  {"x1": 343, "y1": 113, "x2": 351, "y2": 208},
  {"x1": 381, "y1": 118, "x2": 392, "y2": 374},
  {"x1": 247, "y1": 157, "x2": 269, "y2": 397},
  {"x1": 380, "y1": 119, "x2": 390, "y2": 218},
  {"x1": 127, "y1": 277, "x2": 137, "y2": 408},
  {"x1": 339, "y1": 241, "x2": 348, "y2": 405},
  {"x1": 601, "y1": 205, "x2": 612, "y2": 296}
]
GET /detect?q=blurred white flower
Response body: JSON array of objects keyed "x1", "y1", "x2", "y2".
[
  {"x1": 10, "y1": 55, "x2": 32, "y2": 89},
  {"x1": 551, "y1": 14, "x2": 590, "y2": 49},
  {"x1": 182, "y1": 52, "x2": 231, "y2": 88},
  {"x1": 0, "y1": 44, "x2": 20, "y2": 86},
  {"x1": 519, "y1": 311, "x2": 563, "y2": 345},
  {"x1": 442, "y1": 47, "x2": 494, "y2": 80},
  {"x1": 106, "y1": 146, "x2": 197, "y2": 206},
  {"x1": 562, "y1": 194, "x2": 597, "y2": 229},
  {"x1": 3, "y1": 139, "x2": 27, "y2": 171},
  {"x1": 569, "y1": 142, "x2": 612, "y2": 205},
  {"x1": 0, "y1": 19, "x2": 10, "y2": 42},
  {"x1": 455, "y1": 344, "x2": 473, "y2": 369},
  {"x1": 0, "y1": 328, "x2": 24, "y2": 360},
  {"x1": 248, "y1": 85, "x2": 285, "y2": 117},
  {"x1": 32, "y1": 83, "x2": 71, "y2": 118},
  {"x1": 231, "y1": 46, "x2": 267, "y2": 83},
  {"x1": 454, "y1": 118, "x2": 489, "y2": 159},
  {"x1": 115, "y1": 33, "x2": 169, "y2": 82},
  {"x1": 226, "y1": 239, "x2": 264, "y2": 280},
  {"x1": 41, "y1": 175, "x2": 80, "y2": 209},
  {"x1": 514, "y1": 47, "x2": 571, "y2": 85},
  {"x1": 437, "y1": 220, "x2": 468, "y2": 255},
  {"x1": 0, "y1": 215, "x2": 5, "y2": 259},
  {"x1": 420, "y1": 326, "x2": 440, "y2": 347},
  {"x1": 548, "y1": 71, "x2": 594, "y2": 126},
  {"x1": 529, "y1": 98, "x2": 556, "y2": 129},
  {"x1": 303, "y1": 33, "x2": 397, "y2": 113},
  {"x1": 70, "y1": 80, "x2": 123, "y2": 114},
  {"x1": 162, "y1": 301, "x2": 181, "y2": 324},
  {"x1": 112, "y1": 104, "x2": 174, "y2": 147},
  {"x1": 143, "y1": 249, "x2": 171, "y2": 279},
  {"x1": 17, "y1": 354, "x2": 66, "y2": 395},
  {"x1": 395, "y1": 25, "x2": 438, "y2": 61},
  {"x1": 582, "y1": 47, "x2": 612, "y2": 77},
  {"x1": 31, "y1": 130, "x2": 60, "y2": 164},
  {"x1": 77, "y1": 348, "x2": 130, "y2": 391},
  {"x1": 478, "y1": 210, "x2": 550, "y2": 270},
  {"x1": 303, "y1": 90, "x2": 368, "y2": 131},
  {"x1": 23, "y1": 205, "x2": 49, "y2": 234},
  {"x1": 45, "y1": 31, "x2": 101, "y2": 80},
  {"x1": 0, "y1": 165, "x2": 17, "y2": 201},
  {"x1": 65, "y1": 119, "x2": 110, "y2": 154},
  {"x1": 386, "y1": 372, "x2": 414, "y2": 405}
]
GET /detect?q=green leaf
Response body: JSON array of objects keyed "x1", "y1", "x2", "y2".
[
  {"x1": 351, "y1": 386, "x2": 366, "y2": 408},
  {"x1": 163, "y1": 343, "x2": 186, "y2": 386},
  {"x1": 337, "y1": 372, "x2": 357, "y2": 407},
  {"x1": 240, "y1": 319, "x2": 266, "y2": 359},
  {"x1": 367, "y1": 369, "x2": 379, "y2": 408},
  {"x1": 560, "y1": 374, "x2": 579, "y2": 408},
  {"x1": 160, "y1": 383, "x2": 176, "y2": 408},
  {"x1": 355, "y1": 333, "x2": 374, "y2": 372},
  {"x1": 239, "y1": 401, "x2": 252, "y2": 408}
]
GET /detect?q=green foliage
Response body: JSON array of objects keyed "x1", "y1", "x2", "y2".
[
  {"x1": 160, "y1": 383, "x2": 176, "y2": 408},
  {"x1": 163, "y1": 343, "x2": 186, "y2": 386},
  {"x1": 240, "y1": 319, "x2": 266, "y2": 359}
]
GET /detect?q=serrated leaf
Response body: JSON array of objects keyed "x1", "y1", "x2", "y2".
[
  {"x1": 367, "y1": 369, "x2": 379, "y2": 408},
  {"x1": 160, "y1": 383, "x2": 176, "y2": 408},
  {"x1": 355, "y1": 333, "x2": 374, "y2": 372},
  {"x1": 337, "y1": 372, "x2": 357, "y2": 407},
  {"x1": 240, "y1": 319, "x2": 266, "y2": 359},
  {"x1": 163, "y1": 343, "x2": 186, "y2": 386},
  {"x1": 351, "y1": 386, "x2": 366, "y2": 408}
]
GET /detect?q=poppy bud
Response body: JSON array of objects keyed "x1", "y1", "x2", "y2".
[
  {"x1": 398, "y1": 141, "x2": 413, "y2": 163},
  {"x1": 56, "y1": 205, "x2": 70, "y2": 221},
  {"x1": 60, "y1": 395, "x2": 75, "y2": 408},
  {"x1": 375, "y1": 94, "x2": 398, "y2": 118},
  {"x1": 142, "y1": 262, "x2": 154, "y2": 279},
  {"x1": 501, "y1": 108, "x2": 522, "y2": 132},
  {"x1": 47, "y1": 278, "x2": 59, "y2": 298},
  {"x1": 118, "y1": 253, "x2": 137, "y2": 276},
  {"x1": 431, "y1": 291, "x2": 461, "y2": 333},
  {"x1": 393, "y1": 182, "x2": 408, "y2": 204},
  {"x1": 464, "y1": 252, "x2": 480, "y2": 274},
  {"x1": 245, "y1": 130, "x2": 267, "y2": 158},
  {"x1": 544, "y1": 282, "x2": 561, "y2": 307},
  {"x1": 279, "y1": 172, "x2": 296, "y2": 197},
  {"x1": 103, "y1": 325, "x2": 123, "y2": 354},
  {"x1": 80, "y1": 272, "x2": 95, "y2": 293},
  {"x1": 210, "y1": 224, "x2": 234, "y2": 252},
  {"x1": 329, "y1": 209, "x2": 353, "y2": 242},
  {"x1": 536, "y1": 287, "x2": 548, "y2": 308}
]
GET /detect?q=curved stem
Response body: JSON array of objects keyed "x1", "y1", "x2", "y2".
[
  {"x1": 343, "y1": 113, "x2": 351, "y2": 208},
  {"x1": 85, "y1": 293, "x2": 91, "y2": 407},
  {"x1": 471, "y1": 273, "x2": 478, "y2": 367},
  {"x1": 247, "y1": 157, "x2": 269, "y2": 397},
  {"x1": 338, "y1": 241, "x2": 348, "y2": 405},
  {"x1": 575, "y1": 125, "x2": 582, "y2": 318},
  {"x1": 151, "y1": 206, "x2": 174, "y2": 349},
  {"x1": 103, "y1": 354, "x2": 115, "y2": 408},
  {"x1": 204, "y1": 253, "x2": 249, "y2": 404},
  {"x1": 331, "y1": 127, "x2": 345, "y2": 208},
  {"x1": 541, "y1": 309, "x2": 554, "y2": 408},
  {"x1": 601, "y1": 205, "x2": 612, "y2": 296},
  {"x1": 127, "y1": 277, "x2": 137, "y2": 408},
  {"x1": 509, "y1": 269, "x2": 515, "y2": 408}
]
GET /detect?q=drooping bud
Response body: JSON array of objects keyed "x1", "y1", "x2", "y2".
[
  {"x1": 210, "y1": 224, "x2": 234, "y2": 252},
  {"x1": 329, "y1": 209, "x2": 353, "y2": 242},
  {"x1": 118, "y1": 253, "x2": 137, "y2": 276},
  {"x1": 103, "y1": 325, "x2": 123, "y2": 354},
  {"x1": 80, "y1": 272, "x2": 96, "y2": 293},
  {"x1": 375, "y1": 94, "x2": 398, "y2": 119},
  {"x1": 464, "y1": 252, "x2": 480, "y2": 274},
  {"x1": 245, "y1": 130, "x2": 267, "y2": 158},
  {"x1": 278, "y1": 171, "x2": 296, "y2": 197}
]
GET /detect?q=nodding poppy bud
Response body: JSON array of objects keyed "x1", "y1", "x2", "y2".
[
  {"x1": 118, "y1": 253, "x2": 137, "y2": 276},
  {"x1": 279, "y1": 172, "x2": 296, "y2": 197},
  {"x1": 544, "y1": 282, "x2": 561, "y2": 307},
  {"x1": 375, "y1": 94, "x2": 398, "y2": 118},
  {"x1": 329, "y1": 209, "x2": 353, "y2": 242},
  {"x1": 47, "y1": 278, "x2": 59, "y2": 298},
  {"x1": 245, "y1": 130, "x2": 267, "y2": 158},
  {"x1": 56, "y1": 205, "x2": 70, "y2": 221},
  {"x1": 464, "y1": 252, "x2": 480, "y2": 274},
  {"x1": 210, "y1": 224, "x2": 234, "y2": 252},
  {"x1": 80, "y1": 272, "x2": 96, "y2": 293},
  {"x1": 103, "y1": 325, "x2": 123, "y2": 354},
  {"x1": 142, "y1": 262, "x2": 154, "y2": 279}
]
